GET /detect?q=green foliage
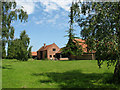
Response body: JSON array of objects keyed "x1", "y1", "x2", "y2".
[
  {"x1": 2, "y1": 40, "x2": 6, "y2": 58},
  {"x1": 62, "y1": 39, "x2": 83, "y2": 57},
  {"x1": 76, "y1": 1, "x2": 119, "y2": 63},
  {"x1": 73, "y1": 1, "x2": 120, "y2": 83},
  {"x1": 15, "y1": 39, "x2": 28, "y2": 61},
  {"x1": 1, "y1": 1, "x2": 28, "y2": 58},
  {"x1": 28, "y1": 46, "x2": 32, "y2": 58},
  {"x1": 16, "y1": 30, "x2": 31, "y2": 61},
  {"x1": 7, "y1": 40, "x2": 16, "y2": 59},
  {"x1": 7, "y1": 30, "x2": 32, "y2": 61},
  {"x1": 62, "y1": 2, "x2": 83, "y2": 57}
]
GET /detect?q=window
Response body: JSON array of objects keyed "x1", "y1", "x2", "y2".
[
  {"x1": 53, "y1": 48, "x2": 56, "y2": 51},
  {"x1": 50, "y1": 55, "x2": 52, "y2": 57}
]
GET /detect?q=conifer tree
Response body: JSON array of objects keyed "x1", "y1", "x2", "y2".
[{"x1": 62, "y1": 2, "x2": 83, "y2": 59}]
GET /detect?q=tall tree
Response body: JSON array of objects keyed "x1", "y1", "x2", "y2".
[
  {"x1": 73, "y1": 1, "x2": 120, "y2": 83},
  {"x1": 62, "y1": 2, "x2": 83, "y2": 58},
  {"x1": 1, "y1": 1, "x2": 28, "y2": 58}
]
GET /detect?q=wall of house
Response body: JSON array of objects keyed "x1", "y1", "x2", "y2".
[
  {"x1": 70, "y1": 53, "x2": 95, "y2": 60},
  {"x1": 59, "y1": 58, "x2": 69, "y2": 60},
  {"x1": 37, "y1": 51, "x2": 40, "y2": 59},
  {"x1": 47, "y1": 43, "x2": 60, "y2": 60},
  {"x1": 42, "y1": 50, "x2": 47, "y2": 59}
]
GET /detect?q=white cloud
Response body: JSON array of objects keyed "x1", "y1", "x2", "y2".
[
  {"x1": 15, "y1": 0, "x2": 35, "y2": 14},
  {"x1": 44, "y1": 2, "x2": 59, "y2": 12},
  {"x1": 33, "y1": 14, "x2": 59, "y2": 25},
  {"x1": 47, "y1": 14, "x2": 59, "y2": 24},
  {"x1": 35, "y1": 21, "x2": 43, "y2": 24},
  {"x1": 39, "y1": 0, "x2": 72, "y2": 12},
  {"x1": 32, "y1": 16, "x2": 42, "y2": 24},
  {"x1": 15, "y1": 0, "x2": 80, "y2": 14}
]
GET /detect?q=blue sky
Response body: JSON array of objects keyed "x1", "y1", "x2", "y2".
[{"x1": 13, "y1": 0, "x2": 81, "y2": 52}]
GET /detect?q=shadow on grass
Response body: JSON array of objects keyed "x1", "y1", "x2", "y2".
[
  {"x1": 1, "y1": 65, "x2": 12, "y2": 69},
  {"x1": 32, "y1": 70, "x2": 116, "y2": 88}
]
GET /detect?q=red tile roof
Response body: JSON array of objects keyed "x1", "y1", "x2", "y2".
[
  {"x1": 37, "y1": 43, "x2": 54, "y2": 51},
  {"x1": 73, "y1": 39, "x2": 95, "y2": 53},
  {"x1": 56, "y1": 48, "x2": 62, "y2": 53},
  {"x1": 73, "y1": 39, "x2": 87, "y2": 53},
  {"x1": 56, "y1": 39, "x2": 95, "y2": 54},
  {"x1": 32, "y1": 52, "x2": 37, "y2": 56}
]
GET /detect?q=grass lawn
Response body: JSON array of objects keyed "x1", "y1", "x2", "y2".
[{"x1": 2, "y1": 59, "x2": 120, "y2": 88}]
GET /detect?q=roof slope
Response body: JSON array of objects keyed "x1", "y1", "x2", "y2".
[
  {"x1": 73, "y1": 39, "x2": 95, "y2": 53},
  {"x1": 37, "y1": 43, "x2": 56, "y2": 51},
  {"x1": 57, "y1": 39, "x2": 95, "y2": 54},
  {"x1": 32, "y1": 52, "x2": 37, "y2": 56}
]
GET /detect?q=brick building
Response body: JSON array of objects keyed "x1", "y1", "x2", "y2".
[
  {"x1": 37, "y1": 39, "x2": 95, "y2": 60},
  {"x1": 37, "y1": 43, "x2": 60, "y2": 60},
  {"x1": 56, "y1": 39, "x2": 96, "y2": 60},
  {"x1": 31, "y1": 52, "x2": 37, "y2": 59},
  {"x1": 70, "y1": 39, "x2": 96, "y2": 60}
]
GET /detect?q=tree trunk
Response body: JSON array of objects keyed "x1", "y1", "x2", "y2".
[
  {"x1": 2, "y1": 40, "x2": 6, "y2": 59},
  {"x1": 113, "y1": 60, "x2": 120, "y2": 83}
]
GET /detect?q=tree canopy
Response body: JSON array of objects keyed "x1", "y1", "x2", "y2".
[
  {"x1": 72, "y1": 1, "x2": 120, "y2": 83},
  {"x1": 62, "y1": 2, "x2": 83, "y2": 58},
  {"x1": 7, "y1": 30, "x2": 32, "y2": 61},
  {"x1": 1, "y1": 1, "x2": 28, "y2": 58}
]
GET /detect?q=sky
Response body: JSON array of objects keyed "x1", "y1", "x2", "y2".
[{"x1": 12, "y1": 0, "x2": 81, "y2": 52}]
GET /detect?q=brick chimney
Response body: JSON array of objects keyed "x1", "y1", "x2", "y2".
[{"x1": 44, "y1": 43, "x2": 46, "y2": 48}]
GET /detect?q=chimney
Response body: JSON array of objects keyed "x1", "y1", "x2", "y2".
[{"x1": 44, "y1": 43, "x2": 46, "y2": 48}]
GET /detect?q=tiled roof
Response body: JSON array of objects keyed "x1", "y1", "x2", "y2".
[
  {"x1": 56, "y1": 39, "x2": 95, "y2": 54},
  {"x1": 44, "y1": 44, "x2": 53, "y2": 50},
  {"x1": 73, "y1": 39, "x2": 87, "y2": 53},
  {"x1": 74, "y1": 39, "x2": 86, "y2": 43},
  {"x1": 73, "y1": 39, "x2": 95, "y2": 53},
  {"x1": 56, "y1": 48, "x2": 62, "y2": 53},
  {"x1": 37, "y1": 43, "x2": 53, "y2": 51},
  {"x1": 32, "y1": 52, "x2": 37, "y2": 56}
]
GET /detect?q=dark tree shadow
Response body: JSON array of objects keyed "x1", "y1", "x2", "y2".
[
  {"x1": 1, "y1": 65, "x2": 12, "y2": 69},
  {"x1": 32, "y1": 70, "x2": 117, "y2": 88}
]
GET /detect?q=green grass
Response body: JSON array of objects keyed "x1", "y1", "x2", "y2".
[{"x1": 2, "y1": 59, "x2": 120, "y2": 88}]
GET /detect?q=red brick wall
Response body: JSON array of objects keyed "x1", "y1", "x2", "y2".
[
  {"x1": 37, "y1": 51, "x2": 40, "y2": 59},
  {"x1": 42, "y1": 50, "x2": 47, "y2": 59},
  {"x1": 47, "y1": 43, "x2": 60, "y2": 60},
  {"x1": 37, "y1": 43, "x2": 60, "y2": 60},
  {"x1": 70, "y1": 53, "x2": 95, "y2": 60}
]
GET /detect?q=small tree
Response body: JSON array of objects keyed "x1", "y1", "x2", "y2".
[
  {"x1": 16, "y1": 30, "x2": 31, "y2": 61},
  {"x1": 8, "y1": 30, "x2": 32, "y2": 61}
]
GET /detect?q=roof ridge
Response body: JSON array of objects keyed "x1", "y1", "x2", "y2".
[
  {"x1": 37, "y1": 43, "x2": 55, "y2": 51},
  {"x1": 45, "y1": 43, "x2": 53, "y2": 46}
]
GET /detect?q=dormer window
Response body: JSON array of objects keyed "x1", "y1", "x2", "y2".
[{"x1": 53, "y1": 48, "x2": 56, "y2": 51}]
